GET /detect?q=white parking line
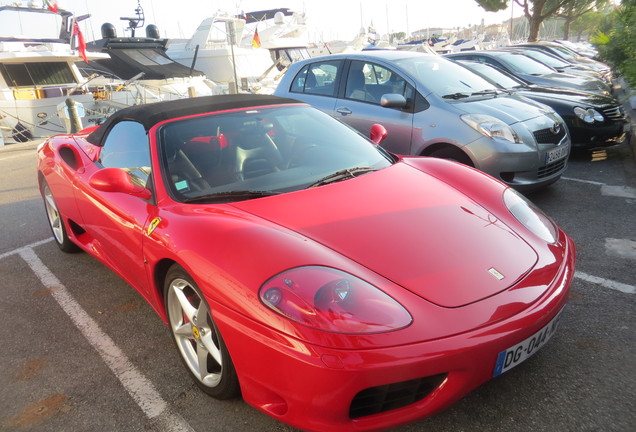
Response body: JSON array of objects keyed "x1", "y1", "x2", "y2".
[
  {"x1": 562, "y1": 176, "x2": 604, "y2": 186},
  {"x1": 562, "y1": 177, "x2": 636, "y2": 199},
  {"x1": 605, "y1": 238, "x2": 636, "y2": 260},
  {"x1": 17, "y1": 247, "x2": 195, "y2": 432},
  {"x1": 601, "y1": 185, "x2": 636, "y2": 199},
  {"x1": 575, "y1": 271, "x2": 636, "y2": 295},
  {"x1": 0, "y1": 237, "x2": 53, "y2": 260}
]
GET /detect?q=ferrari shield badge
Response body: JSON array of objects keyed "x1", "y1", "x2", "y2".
[{"x1": 147, "y1": 217, "x2": 161, "y2": 236}]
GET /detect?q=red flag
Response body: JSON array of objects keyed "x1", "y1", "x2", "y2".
[
  {"x1": 251, "y1": 27, "x2": 261, "y2": 48},
  {"x1": 44, "y1": 0, "x2": 59, "y2": 13},
  {"x1": 73, "y1": 22, "x2": 88, "y2": 63}
]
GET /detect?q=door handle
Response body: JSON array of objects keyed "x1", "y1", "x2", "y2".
[{"x1": 336, "y1": 107, "x2": 352, "y2": 116}]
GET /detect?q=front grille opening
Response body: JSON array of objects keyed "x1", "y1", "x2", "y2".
[
  {"x1": 349, "y1": 373, "x2": 447, "y2": 419},
  {"x1": 600, "y1": 104, "x2": 624, "y2": 121},
  {"x1": 538, "y1": 159, "x2": 566, "y2": 178},
  {"x1": 533, "y1": 127, "x2": 566, "y2": 145}
]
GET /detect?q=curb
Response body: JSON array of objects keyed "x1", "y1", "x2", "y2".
[{"x1": 613, "y1": 76, "x2": 636, "y2": 161}]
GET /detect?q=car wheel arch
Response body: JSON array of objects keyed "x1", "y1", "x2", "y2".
[
  {"x1": 153, "y1": 258, "x2": 177, "y2": 320},
  {"x1": 421, "y1": 143, "x2": 474, "y2": 167},
  {"x1": 153, "y1": 258, "x2": 223, "y2": 322}
]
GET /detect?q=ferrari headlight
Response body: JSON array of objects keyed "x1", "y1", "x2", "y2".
[
  {"x1": 461, "y1": 114, "x2": 521, "y2": 143},
  {"x1": 260, "y1": 266, "x2": 412, "y2": 334},
  {"x1": 504, "y1": 188, "x2": 558, "y2": 244},
  {"x1": 574, "y1": 107, "x2": 604, "y2": 123}
]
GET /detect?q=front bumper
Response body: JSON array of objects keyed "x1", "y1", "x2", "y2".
[
  {"x1": 464, "y1": 122, "x2": 570, "y2": 192},
  {"x1": 213, "y1": 234, "x2": 576, "y2": 432},
  {"x1": 569, "y1": 119, "x2": 630, "y2": 148}
]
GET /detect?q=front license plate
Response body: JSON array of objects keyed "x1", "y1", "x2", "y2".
[
  {"x1": 545, "y1": 146, "x2": 568, "y2": 164},
  {"x1": 493, "y1": 308, "x2": 564, "y2": 377}
]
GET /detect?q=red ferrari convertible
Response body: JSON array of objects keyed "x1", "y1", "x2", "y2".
[{"x1": 37, "y1": 94, "x2": 575, "y2": 431}]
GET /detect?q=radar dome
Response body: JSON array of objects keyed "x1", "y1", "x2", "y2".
[
  {"x1": 146, "y1": 24, "x2": 160, "y2": 39},
  {"x1": 101, "y1": 23, "x2": 117, "y2": 39}
]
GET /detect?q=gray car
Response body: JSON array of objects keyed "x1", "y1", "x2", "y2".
[
  {"x1": 445, "y1": 50, "x2": 611, "y2": 95},
  {"x1": 274, "y1": 51, "x2": 570, "y2": 191}
]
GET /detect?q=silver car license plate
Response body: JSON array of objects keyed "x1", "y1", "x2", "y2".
[{"x1": 545, "y1": 146, "x2": 568, "y2": 164}]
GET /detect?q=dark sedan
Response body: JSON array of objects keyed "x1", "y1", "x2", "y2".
[
  {"x1": 499, "y1": 46, "x2": 607, "y2": 83},
  {"x1": 445, "y1": 50, "x2": 611, "y2": 95},
  {"x1": 456, "y1": 60, "x2": 629, "y2": 149},
  {"x1": 512, "y1": 41, "x2": 611, "y2": 80}
]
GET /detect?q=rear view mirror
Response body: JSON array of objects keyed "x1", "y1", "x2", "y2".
[
  {"x1": 370, "y1": 124, "x2": 388, "y2": 145},
  {"x1": 89, "y1": 167, "x2": 152, "y2": 200}
]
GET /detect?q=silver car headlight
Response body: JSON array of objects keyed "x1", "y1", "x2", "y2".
[
  {"x1": 504, "y1": 188, "x2": 558, "y2": 244},
  {"x1": 574, "y1": 107, "x2": 604, "y2": 123},
  {"x1": 461, "y1": 114, "x2": 521, "y2": 143}
]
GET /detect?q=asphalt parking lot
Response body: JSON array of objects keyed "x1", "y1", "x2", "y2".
[{"x1": 1, "y1": 128, "x2": 634, "y2": 431}]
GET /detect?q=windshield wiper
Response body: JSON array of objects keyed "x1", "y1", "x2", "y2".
[
  {"x1": 470, "y1": 89, "x2": 499, "y2": 97},
  {"x1": 442, "y1": 92, "x2": 471, "y2": 99},
  {"x1": 183, "y1": 190, "x2": 280, "y2": 203},
  {"x1": 308, "y1": 167, "x2": 376, "y2": 188}
]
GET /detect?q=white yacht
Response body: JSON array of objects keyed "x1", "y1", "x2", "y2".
[
  {"x1": 0, "y1": 4, "x2": 136, "y2": 144},
  {"x1": 81, "y1": 21, "x2": 220, "y2": 103},
  {"x1": 240, "y1": 8, "x2": 311, "y2": 68},
  {"x1": 166, "y1": 12, "x2": 278, "y2": 93}
]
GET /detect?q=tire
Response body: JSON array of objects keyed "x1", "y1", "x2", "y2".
[
  {"x1": 41, "y1": 181, "x2": 80, "y2": 253},
  {"x1": 427, "y1": 147, "x2": 474, "y2": 166},
  {"x1": 164, "y1": 264, "x2": 240, "y2": 399}
]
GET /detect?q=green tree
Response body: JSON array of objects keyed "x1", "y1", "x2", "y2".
[
  {"x1": 556, "y1": 0, "x2": 608, "y2": 40},
  {"x1": 592, "y1": 1, "x2": 636, "y2": 86},
  {"x1": 475, "y1": 0, "x2": 574, "y2": 41},
  {"x1": 570, "y1": 9, "x2": 603, "y2": 40}
]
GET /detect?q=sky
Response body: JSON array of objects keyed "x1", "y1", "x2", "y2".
[{"x1": 2, "y1": 0, "x2": 524, "y2": 42}]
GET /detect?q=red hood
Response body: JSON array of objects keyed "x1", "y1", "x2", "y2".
[{"x1": 233, "y1": 164, "x2": 538, "y2": 307}]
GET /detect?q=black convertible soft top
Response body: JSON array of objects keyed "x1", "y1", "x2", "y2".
[{"x1": 86, "y1": 94, "x2": 302, "y2": 145}]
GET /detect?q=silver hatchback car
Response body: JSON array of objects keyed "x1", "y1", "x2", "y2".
[{"x1": 274, "y1": 51, "x2": 571, "y2": 191}]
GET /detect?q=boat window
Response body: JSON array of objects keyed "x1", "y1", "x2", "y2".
[
  {"x1": 206, "y1": 19, "x2": 245, "y2": 45},
  {"x1": 0, "y1": 8, "x2": 65, "y2": 40},
  {"x1": 124, "y1": 49, "x2": 173, "y2": 66},
  {"x1": 99, "y1": 121, "x2": 151, "y2": 188},
  {"x1": 290, "y1": 60, "x2": 342, "y2": 96},
  {"x1": 0, "y1": 62, "x2": 77, "y2": 86}
]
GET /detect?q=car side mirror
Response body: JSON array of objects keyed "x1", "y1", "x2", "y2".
[
  {"x1": 370, "y1": 123, "x2": 388, "y2": 145},
  {"x1": 89, "y1": 167, "x2": 152, "y2": 200},
  {"x1": 380, "y1": 93, "x2": 407, "y2": 108}
]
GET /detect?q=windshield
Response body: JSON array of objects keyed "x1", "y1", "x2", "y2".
[
  {"x1": 159, "y1": 105, "x2": 393, "y2": 202},
  {"x1": 549, "y1": 45, "x2": 577, "y2": 59},
  {"x1": 499, "y1": 53, "x2": 556, "y2": 75},
  {"x1": 458, "y1": 61, "x2": 522, "y2": 89},
  {"x1": 518, "y1": 49, "x2": 569, "y2": 68},
  {"x1": 0, "y1": 8, "x2": 65, "y2": 40},
  {"x1": 394, "y1": 56, "x2": 497, "y2": 97}
]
